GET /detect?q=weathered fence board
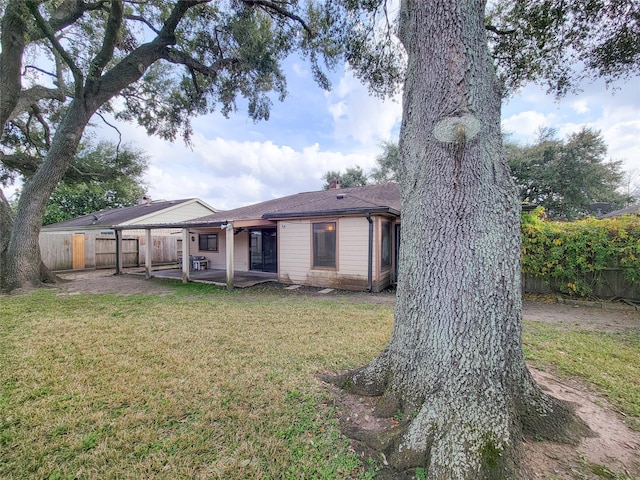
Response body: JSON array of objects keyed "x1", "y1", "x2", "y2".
[
  {"x1": 523, "y1": 270, "x2": 640, "y2": 301},
  {"x1": 40, "y1": 232, "x2": 180, "y2": 271}
]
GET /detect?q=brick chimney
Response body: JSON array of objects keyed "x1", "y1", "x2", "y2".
[{"x1": 328, "y1": 179, "x2": 340, "y2": 189}]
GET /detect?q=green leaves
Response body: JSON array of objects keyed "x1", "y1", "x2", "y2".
[
  {"x1": 507, "y1": 127, "x2": 630, "y2": 220},
  {"x1": 41, "y1": 141, "x2": 148, "y2": 225},
  {"x1": 521, "y1": 209, "x2": 640, "y2": 296},
  {"x1": 488, "y1": 0, "x2": 640, "y2": 95}
]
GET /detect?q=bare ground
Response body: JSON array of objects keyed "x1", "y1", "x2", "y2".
[{"x1": 53, "y1": 270, "x2": 640, "y2": 479}]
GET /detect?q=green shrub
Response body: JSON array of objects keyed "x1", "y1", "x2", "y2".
[{"x1": 521, "y1": 208, "x2": 640, "y2": 296}]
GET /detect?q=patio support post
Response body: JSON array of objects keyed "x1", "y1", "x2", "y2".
[
  {"x1": 223, "y1": 223, "x2": 234, "y2": 291},
  {"x1": 182, "y1": 228, "x2": 190, "y2": 283},
  {"x1": 366, "y1": 213, "x2": 373, "y2": 292},
  {"x1": 145, "y1": 228, "x2": 152, "y2": 279},
  {"x1": 115, "y1": 229, "x2": 122, "y2": 275}
]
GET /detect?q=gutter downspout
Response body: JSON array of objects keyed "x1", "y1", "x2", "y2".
[{"x1": 366, "y1": 213, "x2": 373, "y2": 292}]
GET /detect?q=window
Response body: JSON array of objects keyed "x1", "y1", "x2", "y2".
[
  {"x1": 381, "y1": 222, "x2": 392, "y2": 269},
  {"x1": 312, "y1": 222, "x2": 336, "y2": 268},
  {"x1": 198, "y1": 234, "x2": 218, "y2": 251}
]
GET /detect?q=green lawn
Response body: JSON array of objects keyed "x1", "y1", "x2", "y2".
[{"x1": 1, "y1": 283, "x2": 638, "y2": 479}]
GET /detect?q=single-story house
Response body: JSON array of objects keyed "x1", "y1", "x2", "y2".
[
  {"x1": 115, "y1": 183, "x2": 401, "y2": 292},
  {"x1": 40, "y1": 197, "x2": 217, "y2": 271}
]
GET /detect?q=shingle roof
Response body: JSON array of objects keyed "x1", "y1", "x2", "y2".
[
  {"x1": 193, "y1": 183, "x2": 400, "y2": 224},
  {"x1": 42, "y1": 199, "x2": 197, "y2": 229},
  {"x1": 599, "y1": 204, "x2": 640, "y2": 218}
]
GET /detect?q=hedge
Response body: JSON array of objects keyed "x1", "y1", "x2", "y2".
[{"x1": 521, "y1": 208, "x2": 640, "y2": 297}]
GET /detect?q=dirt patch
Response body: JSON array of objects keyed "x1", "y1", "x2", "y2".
[
  {"x1": 54, "y1": 269, "x2": 174, "y2": 296},
  {"x1": 522, "y1": 368, "x2": 640, "y2": 479},
  {"x1": 51, "y1": 270, "x2": 640, "y2": 478},
  {"x1": 327, "y1": 369, "x2": 640, "y2": 479},
  {"x1": 523, "y1": 294, "x2": 639, "y2": 333}
]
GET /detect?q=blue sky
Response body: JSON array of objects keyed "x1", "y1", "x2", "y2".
[{"x1": 112, "y1": 60, "x2": 638, "y2": 211}]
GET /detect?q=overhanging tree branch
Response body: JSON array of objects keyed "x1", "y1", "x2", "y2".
[
  {"x1": 7, "y1": 86, "x2": 66, "y2": 124},
  {"x1": 485, "y1": 23, "x2": 516, "y2": 35},
  {"x1": 125, "y1": 14, "x2": 161, "y2": 35},
  {"x1": 87, "y1": 0, "x2": 125, "y2": 91},
  {"x1": 161, "y1": 48, "x2": 240, "y2": 77},
  {"x1": 241, "y1": 0, "x2": 312, "y2": 35},
  {"x1": 26, "y1": 1, "x2": 85, "y2": 97}
]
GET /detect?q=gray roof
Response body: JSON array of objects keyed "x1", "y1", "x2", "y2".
[
  {"x1": 194, "y1": 183, "x2": 400, "y2": 224},
  {"x1": 599, "y1": 204, "x2": 640, "y2": 218},
  {"x1": 42, "y1": 199, "x2": 197, "y2": 229}
]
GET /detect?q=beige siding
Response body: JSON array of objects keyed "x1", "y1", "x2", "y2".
[
  {"x1": 233, "y1": 231, "x2": 250, "y2": 271},
  {"x1": 187, "y1": 228, "x2": 250, "y2": 272},
  {"x1": 278, "y1": 217, "x2": 371, "y2": 290},
  {"x1": 338, "y1": 217, "x2": 370, "y2": 277},
  {"x1": 126, "y1": 201, "x2": 215, "y2": 225},
  {"x1": 278, "y1": 219, "x2": 311, "y2": 284},
  {"x1": 189, "y1": 229, "x2": 224, "y2": 269}
]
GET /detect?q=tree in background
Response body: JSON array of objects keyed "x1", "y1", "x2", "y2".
[
  {"x1": 321, "y1": 140, "x2": 399, "y2": 187},
  {"x1": 41, "y1": 142, "x2": 148, "y2": 225},
  {"x1": 507, "y1": 127, "x2": 631, "y2": 219},
  {"x1": 369, "y1": 140, "x2": 399, "y2": 183},
  {"x1": 322, "y1": 165, "x2": 368, "y2": 189}
]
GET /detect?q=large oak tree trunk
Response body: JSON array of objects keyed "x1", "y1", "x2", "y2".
[
  {"x1": 1, "y1": 102, "x2": 91, "y2": 291},
  {"x1": 328, "y1": 0, "x2": 590, "y2": 477}
]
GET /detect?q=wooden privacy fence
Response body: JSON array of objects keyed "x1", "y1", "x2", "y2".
[
  {"x1": 95, "y1": 238, "x2": 139, "y2": 268},
  {"x1": 523, "y1": 270, "x2": 640, "y2": 302},
  {"x1": 39, "y1": 232, "x2": 181, "y2": 271}
]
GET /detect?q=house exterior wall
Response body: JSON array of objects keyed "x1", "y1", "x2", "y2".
[
  {"x1": 125, "y1": 202, "x2": 215, "y2": 225},
  {"x1": 184, "y1": 215, "x2": 398, "y2": 292},
  {"x1": 278, "y1": 216, "x2": 389, "y2": 291},
  {"x1": 189, "y1": 228, "x2": 250, "y2": 272}
]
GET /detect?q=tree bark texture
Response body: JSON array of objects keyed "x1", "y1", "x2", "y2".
[
  {"x1": 0, "y1": 1, "x2": 176, "y2": 291},
  {"x1": 330, "y1": 0, "x2": 590, "y2": 478},
  {"x1": 3, "y1": 101, "x2": 92, "y2": 290}
]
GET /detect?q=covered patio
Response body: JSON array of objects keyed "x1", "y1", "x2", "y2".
[{"x1": 149, "y1": 268, "x2": 278, "y2": 288}]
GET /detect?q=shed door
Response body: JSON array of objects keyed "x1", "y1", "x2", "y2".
[{"x1": 72, "y1": 233, "x2": 85, "y2": 270}]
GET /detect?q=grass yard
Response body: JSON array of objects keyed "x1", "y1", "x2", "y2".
[
  {"x1": 523, "y1": 321, "x2": 640, "y2": 429},
  {"x1": 1, "y1": 282, "x2": 639, "y2": 479},
  {"x1": 1, "y1": 286, "x2": 392, "y2": 479}
]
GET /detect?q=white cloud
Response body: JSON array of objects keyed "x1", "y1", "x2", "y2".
[
  {"x1": 571, "y1": 99, "x2": 590, "y2": 114},
  {"x1": 291, "y1": 62, "x2": 308, "y2": 78},
  {"x1": 501, "y1": 110, "x2": 556, "y2": 142},
  {"x1": 137, "y1": 131, "x2": 379, "y2": 210},
  {"x1": 326, "y1": 71, "x2": 402, "y2": 146},
  {"x1": 597, "y1": 117, "x2": 640, "y2": 169}
]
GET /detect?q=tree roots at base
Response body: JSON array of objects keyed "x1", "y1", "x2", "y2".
[{"x1": 322, "y1": 366, "x2": 593, "y2": 480}]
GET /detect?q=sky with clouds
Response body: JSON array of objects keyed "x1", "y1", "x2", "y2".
[
  {"x1": 114, "y1": 60, "x2": 638, "y2": 212},
  {"x1": 6, "y1": 47, "x2": 638, "y2": 213}
]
